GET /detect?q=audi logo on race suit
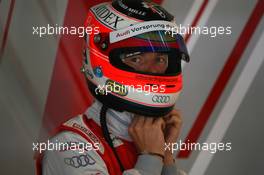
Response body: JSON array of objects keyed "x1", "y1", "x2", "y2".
[
  {"x1": 152, "y1": 95, "x2": 170, "y2": 103},
  {"x1": 64, "y1": 154, "x2": 96, "y2": 168}
]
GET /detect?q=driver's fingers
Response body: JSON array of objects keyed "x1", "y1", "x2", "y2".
[
  {"x1": 153, "y1": 117, "x2": 165, "y2": 130},
  {"x1": 144, "y1": 117, "x2": 154, "y2": 127}
]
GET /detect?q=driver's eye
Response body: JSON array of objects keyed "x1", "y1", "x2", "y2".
[
  {"x1": 156, "y1": 56, "x2": 167, "y2": 64},
  {"x1": 131, "y1": 57, "x2": 141, "y2": 64}
]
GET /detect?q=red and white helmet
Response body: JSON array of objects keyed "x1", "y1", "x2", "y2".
[{"x1": 82, "y1": 0, "x2": 190, "y2": 117}]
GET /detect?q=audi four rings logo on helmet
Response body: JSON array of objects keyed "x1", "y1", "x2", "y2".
[
  {"x1": 91, "y1": 4, "x2": 125, "y2": 29},
  {"x1": 64, "y1": 154, "x2": 96, "y2": 168},
  {"x1": 152, "y1": 95, "x2": 170, "y2": 103}
]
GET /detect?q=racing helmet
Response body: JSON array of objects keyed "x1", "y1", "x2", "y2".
[{"x1": 82, "y1": 0, "x2": 190, "y2": 117}]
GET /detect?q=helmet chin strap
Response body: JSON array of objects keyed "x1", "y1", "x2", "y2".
[{"x1": 100, "y1": 105, "x2": 125, "y2": 172}]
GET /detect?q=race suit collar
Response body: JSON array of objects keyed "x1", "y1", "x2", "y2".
[{"x1": 84, "y1": 100, "x2": 133, "y2": 141}]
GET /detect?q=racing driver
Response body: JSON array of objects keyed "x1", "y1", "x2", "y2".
[{"x1": 36, "y1": 0, "x2": 190, "y2": 175}]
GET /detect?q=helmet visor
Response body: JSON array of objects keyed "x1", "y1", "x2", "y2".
[{"x1": 108, "y1": 30, "x2": 189, "y2": 76}]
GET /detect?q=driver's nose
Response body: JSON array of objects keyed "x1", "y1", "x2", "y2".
[{"x1": 139, "y1": 55, "x2": 167, "y2": 74}]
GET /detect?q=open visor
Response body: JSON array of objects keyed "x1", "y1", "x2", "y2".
[{"x1": 93, "y1": 21, "x2": 190, "y2": 76}]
